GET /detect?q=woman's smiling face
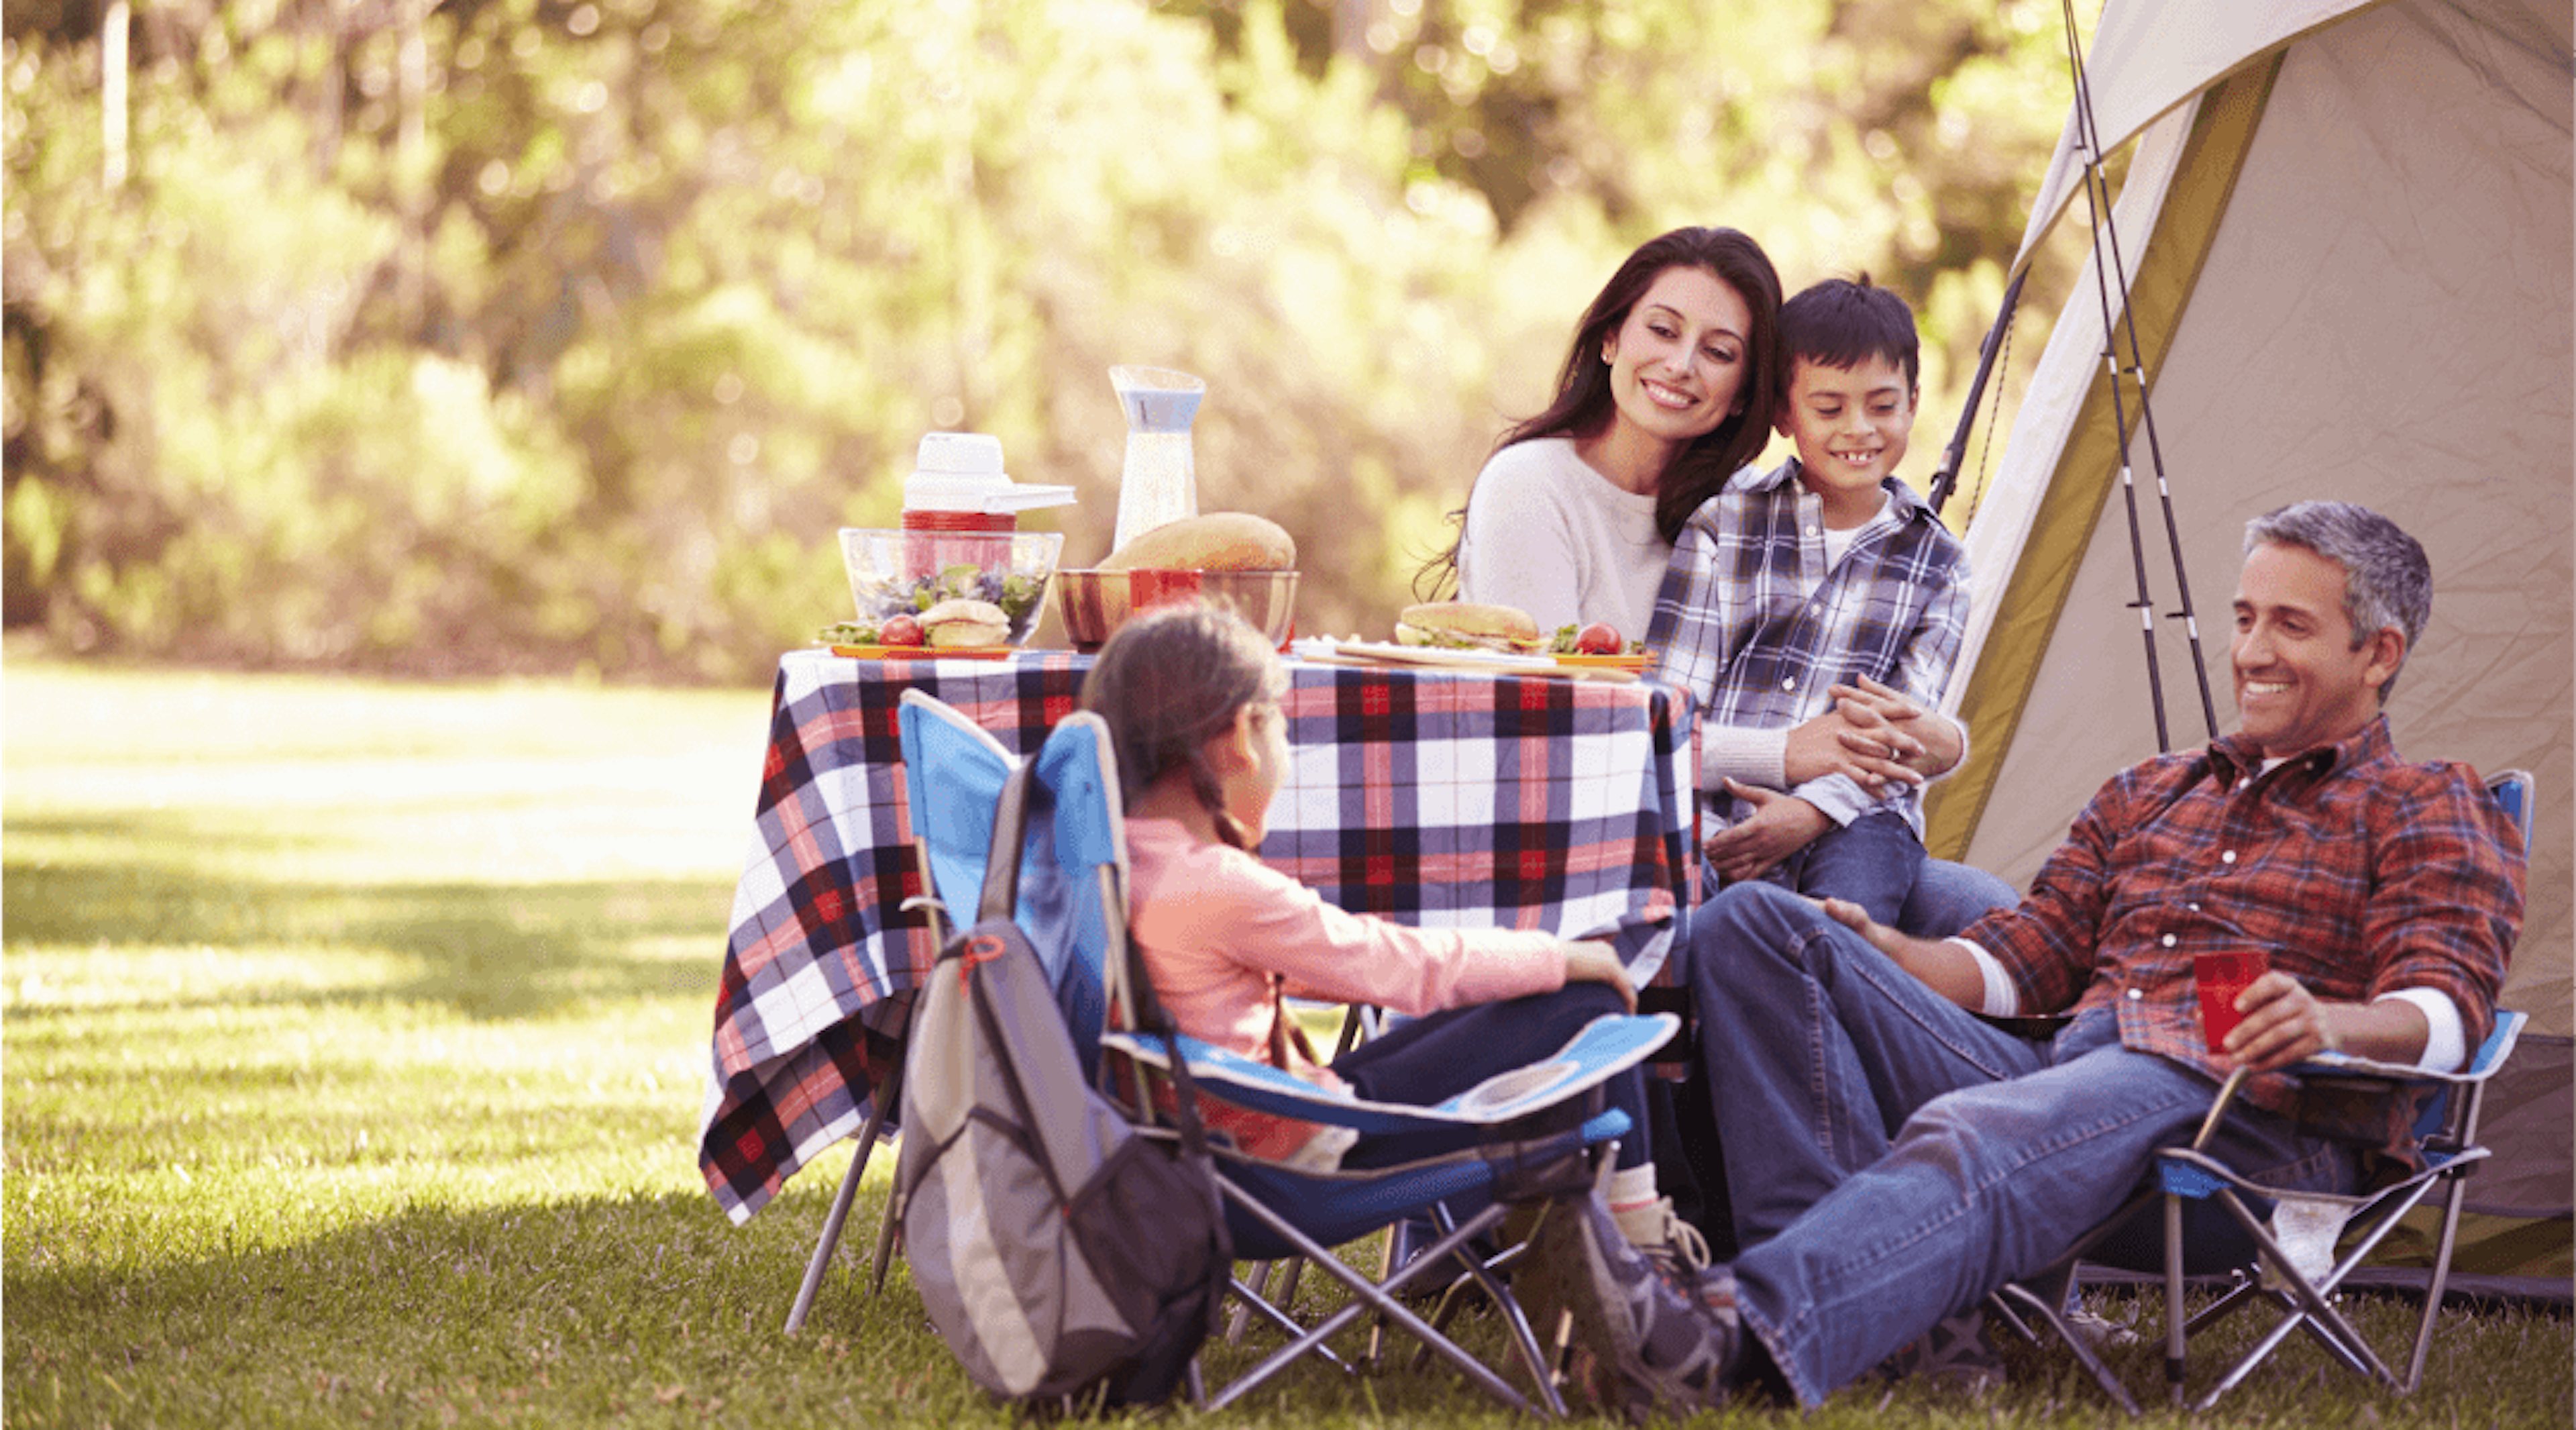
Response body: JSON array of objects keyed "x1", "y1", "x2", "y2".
[{"x1": 1600, "y1": 264, "x2": 1754, "y2": 453}]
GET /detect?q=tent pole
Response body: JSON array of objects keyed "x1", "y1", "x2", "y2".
[
  {"x1": 2088, "y1": 191, "x2": 2220, "y2": 744},
  {"x1": 2060, "y1": 0, "x2": 2172, "y2": 752},
  {"x1": 1929, "y1": 266, "x2": 2028, "y2": 517}
]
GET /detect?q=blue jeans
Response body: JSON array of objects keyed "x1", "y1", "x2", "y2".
[
  {"x1": 1895, "y1": 856, "x2": 2017, "y2": 938},
  {"x1": 1332, "y1": 984, "x2": 1649, "y2": 1172},
  {"x1": 1690, "y1": 852, "x2": 2015, "y2": 945},
  {"x1": 1769, "y1": 809, "x2": 1926, "y2": 928},
  {"x1": 1682, "y1": 884, "x2": 2360, "y2": 1405}
]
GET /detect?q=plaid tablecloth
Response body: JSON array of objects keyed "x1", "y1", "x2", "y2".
[{"x1": 701, "y1": 648, "x2": 1698, "y2": 1221}]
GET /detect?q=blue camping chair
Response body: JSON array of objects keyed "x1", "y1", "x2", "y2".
[
  {"x1": 1994, "y1": 768, "x2": 2536, "y2": 1413},
  {"x1": 892, "y1": 690, "x2": 1676, "y2": 1414}
]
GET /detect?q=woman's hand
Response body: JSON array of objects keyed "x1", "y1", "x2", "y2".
[
  {"x1": 1783, "y1": 707, "x2": 1929, "y2": 792},
  {"x1": 1562, "y1": 942, "x2": 1638, "y2": 1013},
  {"x1": 1703, "y1": 780, "x2": 1831, "y2": 883},
  {"x1": 1829, "y1": 676, "x2": 1964, "y2": 779}
]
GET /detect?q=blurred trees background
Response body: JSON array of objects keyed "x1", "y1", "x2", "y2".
[{"x1": 5, "y1": 0, "x2": 2082, "y2": 684}]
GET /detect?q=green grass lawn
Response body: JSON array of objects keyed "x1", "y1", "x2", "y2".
[{"x1": 5, "y1": 654, "x2": 2568, "y2": 1427}]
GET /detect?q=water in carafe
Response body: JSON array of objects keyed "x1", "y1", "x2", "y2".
[{"x1": 1110, "y1": 365, "x2": 1205, "y2": 553}]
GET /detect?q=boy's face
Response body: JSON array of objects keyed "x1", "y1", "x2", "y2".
[{"x1": 1776, "y1": 353, "x2": 1915, "y2": 527}]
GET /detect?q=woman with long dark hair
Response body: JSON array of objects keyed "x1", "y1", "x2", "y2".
[{"x1": 1420, "y1": 226, "x2": 1784, "y2": 640}]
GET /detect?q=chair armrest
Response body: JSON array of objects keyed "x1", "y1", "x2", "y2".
[
  {"x1": 2296, "y1": 1007, "x2": 2526, "y2": 1087},
  {"x1": 1102, "y1": 1012, "x2": 1677, "y2": 1137}
]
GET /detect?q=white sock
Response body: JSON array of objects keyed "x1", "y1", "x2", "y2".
[{"x1": 1605, "y1": 1164, "x2": 1662, "y2": 1243}]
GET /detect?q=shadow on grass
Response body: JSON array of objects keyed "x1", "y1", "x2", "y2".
[
  {"x1": 0, "y1": 1180, "x2": 1691, "y2": 1427},
  {"x1": 1, "y1": 1184, "x2": 1002, "y2": 1427},
  {"x1": 5, "y1": 813, "x2": 734, "y2": 1021}
]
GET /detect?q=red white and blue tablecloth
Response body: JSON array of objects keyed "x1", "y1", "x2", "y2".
[{"x1": 701, "y1": 648, "x2": 1697, "y2": 1221}]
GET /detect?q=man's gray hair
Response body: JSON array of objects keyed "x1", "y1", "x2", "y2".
[{"x1": 2244, "y1": 501, "x2": 2430, "y2": 700}]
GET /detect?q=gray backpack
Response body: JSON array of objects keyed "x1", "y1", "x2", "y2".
[{"x1": 892, "y1": 760, "x2": 1230, "y2": 1408}]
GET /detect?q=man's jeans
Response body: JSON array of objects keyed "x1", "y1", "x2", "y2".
[{"x1": 1682, "y1": 883, "x2": 2360, "y2": 1405}]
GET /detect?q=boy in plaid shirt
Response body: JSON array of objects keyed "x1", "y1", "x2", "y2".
[{"x1": 1646, "y1": 276, "x2": 1969, "y2": 926}]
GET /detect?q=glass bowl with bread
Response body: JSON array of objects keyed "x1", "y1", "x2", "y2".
[{"x1": 1053, "y1": 512, "x2": 1299, "y2": 652}]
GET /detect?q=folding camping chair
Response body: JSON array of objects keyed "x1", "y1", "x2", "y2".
[
  {"x1": 900, "y1": 690, "x2": 1677, "y2": 1414},
  {"x1": 1993, "y1": 769, "x2": 2535, "y2": 1414}
]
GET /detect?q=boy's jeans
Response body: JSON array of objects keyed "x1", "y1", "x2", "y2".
[
  {"x1": 1681, "y1": 882, "x2": 2359, "y2": 1405},
  {"x1": 1691, "y1": 830, "x2": 2015, "y2": 942},
  {"x1": 1773, "y1": 808, "x2": 1926, "y2": 927}
]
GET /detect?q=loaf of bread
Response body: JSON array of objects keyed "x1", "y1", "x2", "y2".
[{"x1": 1099, "y1": 512, "x2": 1296, "y2": 572}]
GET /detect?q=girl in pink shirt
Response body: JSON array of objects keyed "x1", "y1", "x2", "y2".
[{"x1": 1081, "y1": 601, "x2": 1703, "y2": 1273}]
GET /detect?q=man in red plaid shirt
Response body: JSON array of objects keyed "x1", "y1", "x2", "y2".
[{"x1": 1512, "y1": 501, "x2": 2526, "y2": 1412}]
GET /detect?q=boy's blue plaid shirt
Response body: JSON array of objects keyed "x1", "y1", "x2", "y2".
[{"x1": 1644, "y1": 459, "x2": 1970, "y2": 833}]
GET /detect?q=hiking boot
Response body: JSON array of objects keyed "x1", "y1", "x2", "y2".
[
  {"x1": 1515, "y1": 1192, "x2": 1743, "y2": 1422},
  {"x1": 2063, "y1": 1300, "x2": 2141, "y2": 1351},
  {"x1": 1613, "y1": 1193, "x2": 1713, "y2": 1286}
]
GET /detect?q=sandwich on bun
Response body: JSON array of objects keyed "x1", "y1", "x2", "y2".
[
  {"x1": 920, "y1": 597, "x2": 1011, "y2": 648},
  {"x1": 1394, "y1": 601, "x2": 1542, "y2": 653}
]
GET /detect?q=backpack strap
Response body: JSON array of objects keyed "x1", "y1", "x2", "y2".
[{"x1": 1104, "y1": 853, "x2": 1232, "y2": 1322}]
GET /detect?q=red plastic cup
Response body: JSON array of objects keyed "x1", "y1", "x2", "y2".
[{"x1": 2194, "y1": 950, "x2": 2269, "y2": 1054}]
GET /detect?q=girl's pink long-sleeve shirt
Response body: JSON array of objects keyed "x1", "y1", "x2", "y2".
[{"x1": 1124, "y1": 815, "x2": 1567, "y2": 1084}]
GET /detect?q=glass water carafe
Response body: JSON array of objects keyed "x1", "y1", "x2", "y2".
[{"x1": 1109, "y1": 365, "x2": 1205, "y2": 554}]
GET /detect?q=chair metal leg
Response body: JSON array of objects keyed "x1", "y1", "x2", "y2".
[
  {"x1": 2163, "y1": 1191, "x2": 2188, "y2": 1405},
  {"x1": 2189, "y1": 1186, "x2": 2401, "y2": 1411},
  {"x1": 1224, "y1": 1268, "x2": 1356, "y2": 1372},
  {"x1": 1991, "y1": 1279, "x2": 2139, "y2": 1416},
  {"x1": 1208, "y1": 1187, "x2": 1536, "y2": 1415},
  {"x1": 1275, "y1": 1256, "x2": 1307, "y2": 1313},
  {"x1": 1226, "y1": 1262, "x2": 1260, "y2": 1343},
  {"x1": 2404, "y1": 1172, "x2": 2473, "y2": 1392},
  {"x1": 865, "y1": 1172, "x2": 904, "y2": 1296},
  {"x1": 859, "y1": 1054, "x2": 909, "y2": 1295},
  {"x1": 786, "y1": 1123, "x2": 879, "y2": 1333},
  {"x1": 1225, "y1": 1260, "x2": 1274, "y2": 1344}
]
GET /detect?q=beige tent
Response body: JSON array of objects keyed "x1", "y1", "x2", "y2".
[{"x1": 1927, "y1": 0, "x2": 2571, "y2": 1290}]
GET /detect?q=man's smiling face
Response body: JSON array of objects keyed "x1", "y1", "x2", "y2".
[{"x1": 2230, "y1": 541, "x2": 2403, "y2": 758}]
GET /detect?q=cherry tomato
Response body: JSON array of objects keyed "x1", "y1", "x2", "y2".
[{"x1": 1574, "y1": 622, "x2": 1623, "y2": 655}]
